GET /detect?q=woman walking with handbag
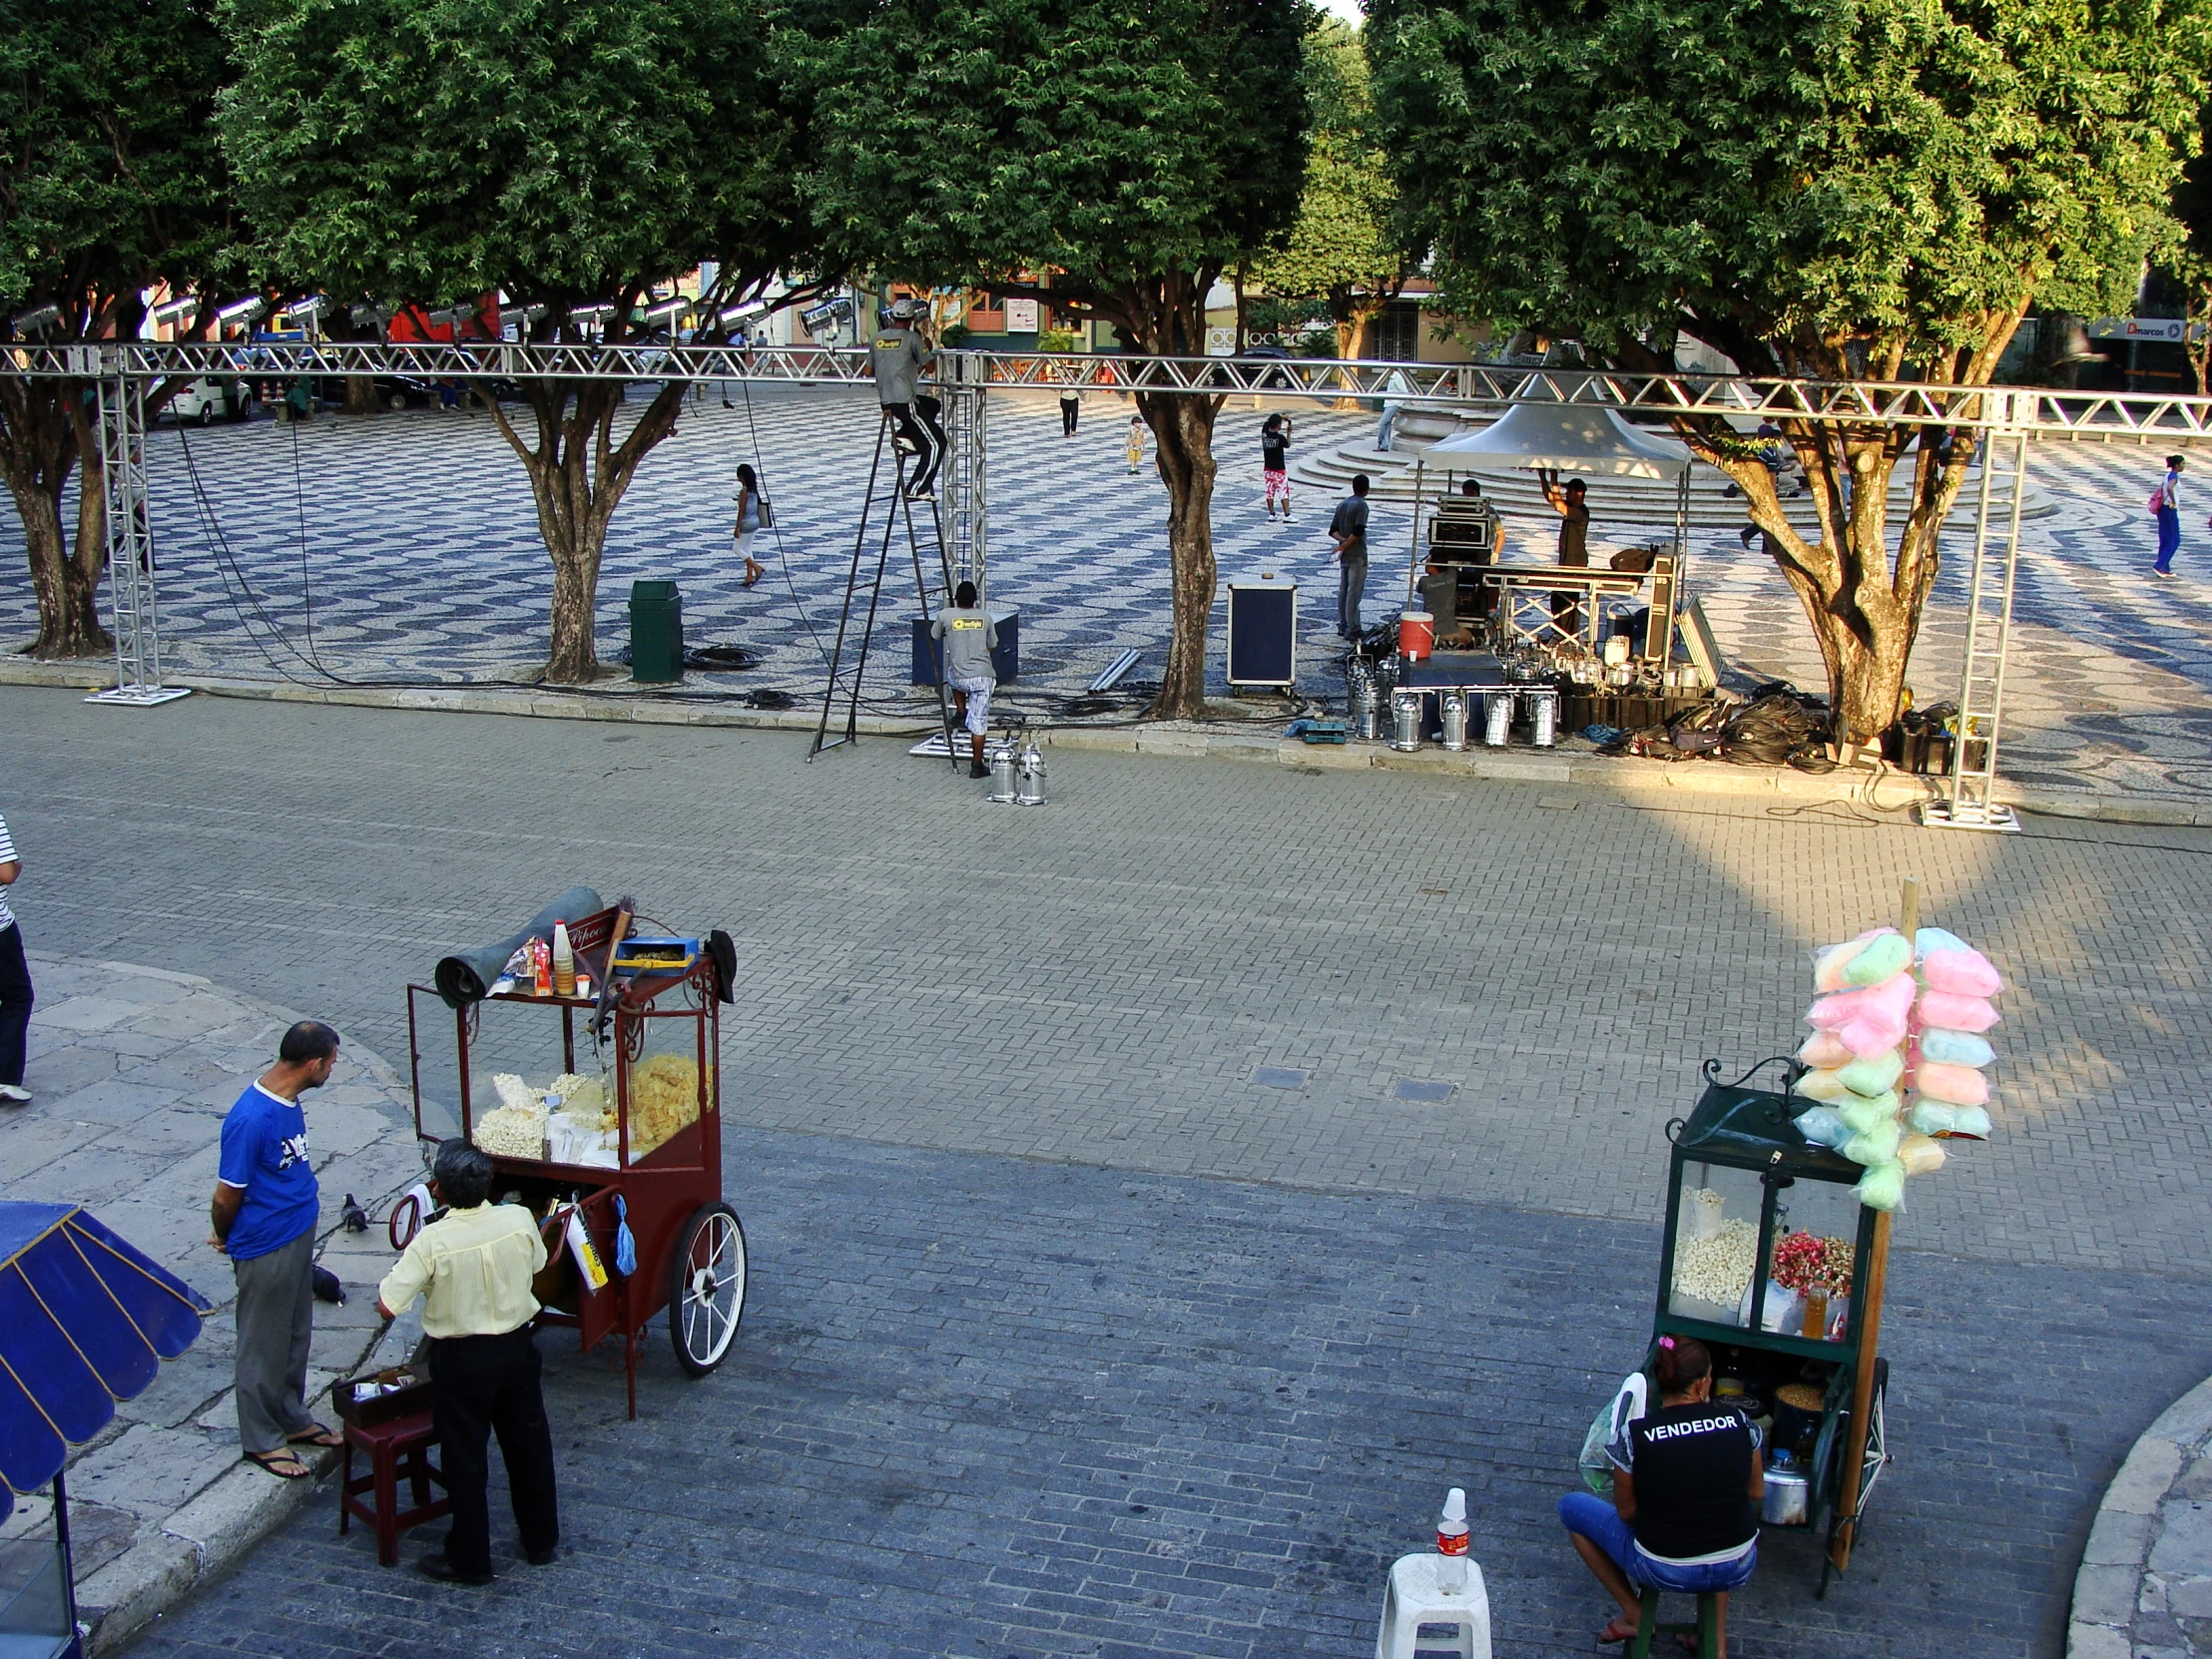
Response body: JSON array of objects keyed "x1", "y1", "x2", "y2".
[{"x1": 734, "y1": 464, "x2": 770, "y2": 589}]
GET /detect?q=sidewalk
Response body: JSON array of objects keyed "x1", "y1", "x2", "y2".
[
  {"x1": 2071, "y1": 1375, "x2": 2212, "y2": 1658},
  {"x1": 0, "y1": 952, "x2": 426, "y2": 1654}
]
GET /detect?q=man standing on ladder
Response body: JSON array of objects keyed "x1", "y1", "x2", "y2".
[{"x1": 872, "y1": 297, "x2": 946, "y2": 498}]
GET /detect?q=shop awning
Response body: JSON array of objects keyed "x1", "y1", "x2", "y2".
[
  {"x1": 0, "y1": 1203, "x2": 209, "y2": 1522},
  {"x1": 1425, "y1": 398, "x2": 1694, "y2": 480}
]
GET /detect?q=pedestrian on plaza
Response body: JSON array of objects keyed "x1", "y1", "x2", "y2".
[
  {"x1": 2154, "y1": 453, "x2": 2184, "y2": 577},
  {"x1": 1330, "y1": 474, "x2": 1373, "y2": 640},
  {"x1": 932, "y1": 580, "x2": 1000, "y2": 779},
  {"x1": 377, "y1": 1139, "x2": 560, "y2": 1585},
  {"x1": 1558, "y1": 1334, "x2": 1761, "y2": 1650},
  {"x1": 1059, "y1": 382, "x2": 1083, "y2": 436},
  {"x1": 732, "y1": 463, "x2": 769, "y2": 589},
  {"x1": 1539, "y1": 467, "x2": 1593, "y2": 641},
  {"x1": 210, "y1": 1020, "x2": 345, "y2": 1479},
  {"x1": 1262, "y1": 414, "x2": 1294, "y2": 520},
  {"x1": 1126, "y1": 414, "x2": 1148, "y2": 475},
  {"x1": 0, "y1": 811, "x2": 31, "y2": 1106},
  {"x1": 1376, "y1": 366, "x2": 1413, "y2": 451}
]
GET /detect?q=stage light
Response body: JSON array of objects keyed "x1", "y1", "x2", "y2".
[
  {"x1": 149, "y1": 296, "x2": 198, "y2": 328},
  {"x1": 11, "y1": 303, "x2": 62, "y2": 338},
  {"x1": 281, "y1": 294, "x2": 329, "y2": 322},
  {"x1": 216, "y1": 295, "x2": 269, "y2": 326},
  {"x1": 641, "y1": 295, "x2": 688, "y2": 323},
  {"x1": 569, "y1": 302, "x2": 615, "y2": 325}
]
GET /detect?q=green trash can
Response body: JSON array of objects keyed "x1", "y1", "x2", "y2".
[{"x1": 629, "y1": 579, "x2": 683, "y2": 684}]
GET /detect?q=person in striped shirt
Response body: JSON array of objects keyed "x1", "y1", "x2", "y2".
[{"x1": 0, "y1": 812, "x2": 30, "y2": 1104}]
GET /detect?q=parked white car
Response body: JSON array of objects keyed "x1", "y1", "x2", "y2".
[{"x1": 162, "y1": 376, "x2": 254, "y2": 425}]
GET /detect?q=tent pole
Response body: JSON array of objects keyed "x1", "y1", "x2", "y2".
[{"x1": 1406, "y1": 456, "x2": 1424, "y2": 609}]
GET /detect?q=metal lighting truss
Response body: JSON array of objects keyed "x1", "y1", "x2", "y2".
[{"x1": 25, "y1": 342, "x2": 2195, "y2": 828}]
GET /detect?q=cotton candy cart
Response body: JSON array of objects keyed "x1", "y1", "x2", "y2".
[
  {"x1": 1651, "y1": 1059, "x2": 1893, "y2": 1597},
  {"x1": 403, "y1": 903, "x2": 746, "y2": 1417}
]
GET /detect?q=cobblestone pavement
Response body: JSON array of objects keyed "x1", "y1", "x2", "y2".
[
  {"x1": 2070, "y1": 1375, "x2": 2212, "y2": 1659},
  {"x1": 0, "y1": 953, "x2": 427, "y2": 1648},
  {"x1": 6, "y1": 686, "x2": 2207, "y2": 1656},
  {"x1": 122, "y1": 1126, "x2": 2212, "y2": 1659},
  {"x1": 6, "y1": 683, "x2": 2207, "y2": 1285},
  {"x1": 0, "y1": 388, "x2": 2208, "y2": 798}
]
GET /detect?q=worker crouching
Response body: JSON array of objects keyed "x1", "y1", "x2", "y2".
[{"x1": 377, "y1": 1139, "x2": 561, "y2": 1584}]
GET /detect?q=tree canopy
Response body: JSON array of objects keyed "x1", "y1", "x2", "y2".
[
  {"x1": 1373, "y1": 0, "x2": 2212, "y2": 739},
  {"x1": 222, "y1": 0, "x2": 822, "y2": 680},
  {"x1": 0, "y1": 0, "x2": 235, "y2": 656},
  {"x1": 1251, "y1": 17, "x2": 1409, "y2": 358},
  {"x1": 793, "y1": 0, "x2": 1312, "y2": 714}
]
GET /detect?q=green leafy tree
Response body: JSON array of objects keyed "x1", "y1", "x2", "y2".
[
  {"x1": 1252, "y1": 17, "x2": 1410, "y2": 360},
  {"x1": 2170, "y1": 122, "x2": 2212, "y2": 392},
  {"x1": 1373, "y1": 0, "x2": 2211, "y2": 741},
  {"x1": 794, "y1": 0, "x2": 1310, "y2": 718},
  {"x1": 222, "y1": 0, "x2": 819, "y2": 682},
  {"x1": 0, "y1": 0, "x2": 233, "y2": 657}
]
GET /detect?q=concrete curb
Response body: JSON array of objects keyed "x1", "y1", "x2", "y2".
[
  {"x1": 23, "y1": 960, "x2": 425, "y2": 1658},
  {"x1": 2066, "y1": 1374, "x2": 2212, "y2": 1658},
  {"x1": 8, "y1": 657, "x2": 2210, "y2": 828}
]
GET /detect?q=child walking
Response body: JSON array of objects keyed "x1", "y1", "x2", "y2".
[
  {"x1": 733, "y1": 463, "x2": 769, "y2": 588},
  {"x1": 1262, "y1": 414, "x2": 1294, "y2": 519},
  {"x1": 1126, "y1": 415, "x2": 1147, "y2": 475}
]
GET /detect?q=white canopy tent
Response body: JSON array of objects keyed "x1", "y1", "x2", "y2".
[
  {"x1": 1423, "y1": 398, "x2": 1694, "y2": 478},
  {"x1": 1405, "y1": 399, "x2": 1699, "y2": 668}
]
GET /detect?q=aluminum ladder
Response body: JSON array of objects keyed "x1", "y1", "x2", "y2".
[{"x1": 808, "y1": 413, "x2": 960, "y2": 765}]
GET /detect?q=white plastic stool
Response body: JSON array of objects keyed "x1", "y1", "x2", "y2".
[{"x1": 1375, "y1": 1552, "x2": 1492, "y2": 1659}]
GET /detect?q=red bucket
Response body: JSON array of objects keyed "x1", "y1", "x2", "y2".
[{"x1": 1398, "y1": 610, "x2": 1435, "y2": 661}]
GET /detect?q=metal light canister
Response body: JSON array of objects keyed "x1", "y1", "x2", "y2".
[
  {"x1": 1439, "y1": 689, "x2": 1469, "y2": 752},
  {"x1": 1389, "y1": 689, "x2": 1423, "y2": 753},
  {"x1": 1527, "y1": 689, "x2": 1558, "y2": 747},
  {"x1": 1483, "y1": 692, "x2": 1512, "y2": 747},
  {"x1": 987, "y1": 738, "x2": 1018, "y2": 803},
  {"x1": 1014, "y1": 737, "x2": 1047, "y2": 806}
]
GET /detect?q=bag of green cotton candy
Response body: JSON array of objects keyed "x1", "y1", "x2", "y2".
[
  {"x1": 1838, "y1": 1092, "x2": 1900, "y2": 1135},
  {"x1": 1842, "y1": 1119, "x2": 1903, "y2": 1168},
  {"x1": 1812, "y1": 928, "x2": 1915, "y2": 992},
  {"x1": 1795, "y1": 1067, "x2": 1852, "y2": 1103},
  {"x1": 1794, "y1": 1105, "x2": 1852, "y2": 1149},
  {"x1": 1909, "y1": 1100, "x2": 1991, "y2": 1139},
  {"x1": 1855, "y1": 1159, "x2": 1907, "y2": 1211},
  {"x1": 1838, "y1": 1048, "x2": 1904, "y2": 1097}
]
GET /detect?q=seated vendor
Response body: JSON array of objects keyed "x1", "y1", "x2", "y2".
[{"x1": 1558, "y1": 1335, "x2": 1761, "y2": 1651}]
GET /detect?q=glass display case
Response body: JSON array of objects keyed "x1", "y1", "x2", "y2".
[{"x1": 0, "y1": 1479, "x2": 79, "y2": 1659}]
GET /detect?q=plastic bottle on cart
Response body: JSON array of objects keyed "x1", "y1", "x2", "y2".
[
  {"x1": 532, "y1": 937, "x2": 552, "y2": 997},
  {"x1": 552, "y1": 920, "x2": 576, "y2": 996},
  {"x1": 1435, "y1": 1486, "x2": 1469, "y2": 1593}
]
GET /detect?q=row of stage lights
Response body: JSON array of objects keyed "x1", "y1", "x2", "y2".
[{"x1": 8, "y1": 290, "x2": 772, "y2": 345}]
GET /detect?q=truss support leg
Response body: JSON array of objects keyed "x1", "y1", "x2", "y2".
[
  {"x1": 87, "y1": 369, "x2": 189, "y2": 707},
  {"x1": 1923, "y1": 426, "x2": 2026, "y2": 831}
]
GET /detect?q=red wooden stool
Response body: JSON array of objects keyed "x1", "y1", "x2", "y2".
[{"x1": 339, "y1": 1409, "x2": 450, "y2": 1566}]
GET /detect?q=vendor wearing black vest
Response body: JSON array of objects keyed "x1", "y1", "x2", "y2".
[{"x1": 1558, "y1": 1334, "x2": 1762, "y2": 1649}]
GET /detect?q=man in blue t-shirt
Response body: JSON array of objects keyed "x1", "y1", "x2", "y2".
[{"x1": 209, "y1": 1020, "x2": 342, "y2": 1477}]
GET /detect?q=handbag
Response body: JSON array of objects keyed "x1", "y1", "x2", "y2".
[{"x1": 1577, "y1": 1372, "x2": 1648, "y2": 1494}]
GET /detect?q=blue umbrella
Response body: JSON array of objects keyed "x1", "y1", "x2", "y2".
[{"x1": 0, "y1": 1203, "x2": 211, "y2": 1525}]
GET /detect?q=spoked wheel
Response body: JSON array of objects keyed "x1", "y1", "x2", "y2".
[{"x1": 668, "y1": 1201, "x2": 747, "y2": 1376}]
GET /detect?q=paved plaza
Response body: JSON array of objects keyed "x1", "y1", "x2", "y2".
[
  {"x1": 0, "y1": 687, "x2": 2207, "y2": 1655},
  {"x1": 1, "y1": 386, "x2": 2209, "y2": 802}
]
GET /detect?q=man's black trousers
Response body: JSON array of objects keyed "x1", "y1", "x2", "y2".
[
  {"x1": 431, "y1": 1326, "x2": 559, "y2": 1575},
  {"x1": 883, "y1": 396, "x2": 947, "y2": 494}
]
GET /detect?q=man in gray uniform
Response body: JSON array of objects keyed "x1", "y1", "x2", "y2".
[
  {"x1": 931, "y1": 580, "x2": 999, "y2": 777},
  {"x1": 870, "y1": 297, "x2": 946, "y2": 498}
]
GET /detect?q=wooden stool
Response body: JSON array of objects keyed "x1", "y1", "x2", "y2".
[
  {"x1": 1627, "y1": 1586, "x2": 1720, "y2": 1659},
  {"x1": 339, "y1": 1409, "x2": 450, "y2": 1566}
]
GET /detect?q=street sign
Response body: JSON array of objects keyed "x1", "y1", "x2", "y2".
[{"x1": 2086, "y1": 316, "x2": 2188, "y2": 342}]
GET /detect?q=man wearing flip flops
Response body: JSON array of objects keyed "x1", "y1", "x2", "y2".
[{"x1": 208, "y1": 1021, "x2": 344, "y2": 1479}]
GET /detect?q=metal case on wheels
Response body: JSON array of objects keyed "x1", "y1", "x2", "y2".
[{"x1": 1226, "y1": 576, "x2": 1298, "y2": 691}]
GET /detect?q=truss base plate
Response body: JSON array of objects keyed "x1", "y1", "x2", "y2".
[
  {"x1": 86, "y1": 686, "x2": 192, "y2": 708},
  {"x1": 1919, "y1": 799, "x2": 2020, "y2": 832}
]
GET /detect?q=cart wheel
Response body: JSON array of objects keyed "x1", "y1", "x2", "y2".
[{"x1": 668, "y1": 1202, "x2": 747, "y2": 1376}]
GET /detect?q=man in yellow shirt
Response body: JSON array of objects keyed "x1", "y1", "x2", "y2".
[{"x1": 376, "y1": 1139, "x2": 559, "y2": 1585}]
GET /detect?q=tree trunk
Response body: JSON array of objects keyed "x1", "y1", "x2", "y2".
[
  {"x1": 0, "y1": 378, "x2": 113, "y2": 658},
  {"x1": 345, "y1": 375, "x2": 378, "y2": 415},
  {"x1": 1137, "y1": 389, "x2": 1224, "y2": 719},
  {"x1": 487, "y1": 377, "x2": 688, "y2": 683}
]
